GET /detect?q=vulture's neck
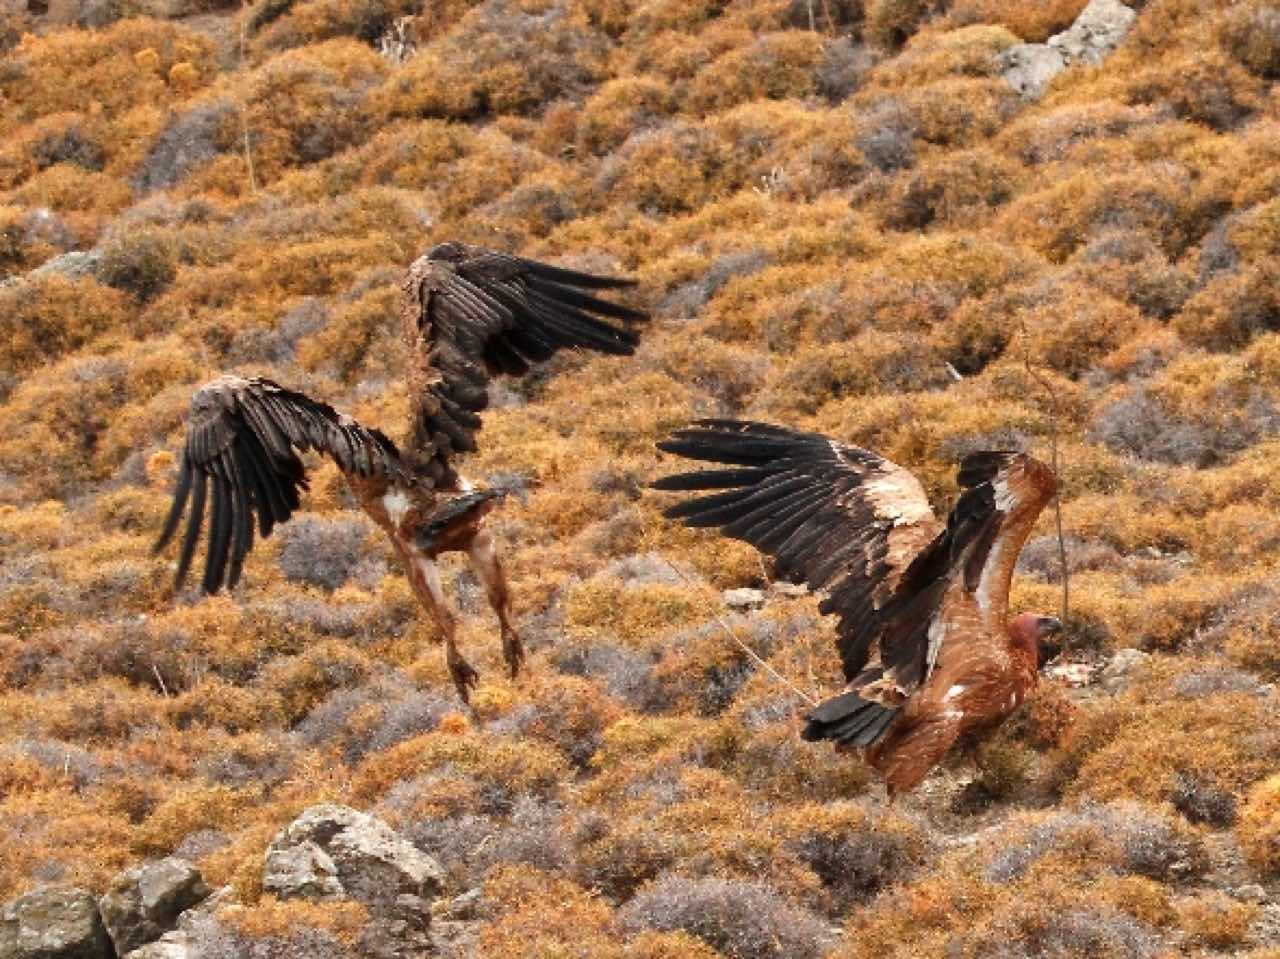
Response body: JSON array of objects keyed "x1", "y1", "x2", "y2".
[{"x1": 1004, "y1": 614, "x2": 1042, "y2": 676}]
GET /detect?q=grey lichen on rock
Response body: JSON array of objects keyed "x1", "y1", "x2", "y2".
[
  {"x1": 98, "y1": 858, "x2": 210, "y2": 956},
  {"x1": 263, "y1": 804, "x2": 445, "y2": 908},
  {"x1": 1048, "y1": 0, "x2": 1139, "y2": 67},
  {"x1": 995, "y1": 44, "x2": 1067, "y2": 100},
  {"x1": 0, "y1": 886, "x2": 112, "y2": 959},
  {"x1": 997, "y1": 0, "x2": 1137, "y2": 100}
]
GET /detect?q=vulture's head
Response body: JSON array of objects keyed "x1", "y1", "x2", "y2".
[{"x1": 1011, "y1": 612, "x2": 1063, "y2": 669}]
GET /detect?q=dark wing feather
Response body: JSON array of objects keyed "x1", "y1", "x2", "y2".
[
  {"x1": 402, "y1": 242, "x2": 647, "y2": 484},
  {"x1": 655, "y1": 421, "x2": 1057, "y2": 706},
  {"x1": 155, "y1": 375, "x2": 406, "y2": 594},
  {"x1": 653, "y1": 420, "x2": 942, "y2": 689}
]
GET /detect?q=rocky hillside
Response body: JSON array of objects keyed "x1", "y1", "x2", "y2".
[{"x1": 2, "y1": 0, "x2": 1280, "y2": 955}]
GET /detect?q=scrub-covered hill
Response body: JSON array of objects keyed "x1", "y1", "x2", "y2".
[{"x1": 2, "y1": 0, "x2": 1280, "y2": 954}]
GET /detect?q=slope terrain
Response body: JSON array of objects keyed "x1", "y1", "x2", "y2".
[{"x1": 2, "y1": 0, "x2": 1280, "y2": 955}]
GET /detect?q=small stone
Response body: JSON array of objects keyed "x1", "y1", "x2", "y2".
[
  {"x1": 1047, "y1": 660, "x2": 1097, "y2": 688},
  {"x1": 123, "y1": 936, "x2": 193, "y2": 959},
  {"x1": 99, "y1": 858, "x2": 210, "y2": 955},
  {"x1": 356, "y1": 895, "x2": 433, "y2": 959},
  {"x1": 29, "y1": 250, "x2": 105, "y2": 283},
  {"x1": 0, "y1": 886, "x2": 112, "y2": 959},
  {"x1": 723, "y1": 588, "x2": 766, "y2": 611},
  {"x1": 1099, "y1": 648, "x2": 1151, "y2": 692}
]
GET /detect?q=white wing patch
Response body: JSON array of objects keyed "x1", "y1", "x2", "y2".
[
  {"x1": 943, "y1": 683, "x2": 965, "y2": 702},
  {"x1": 991, "y1": 474, "x2": 1016, "y2": 512},
  {"x1": 861, "y1": 474, "x2": 935, "y2": 526},
  {"x1": 383, "y1": 488, "x2": 412, "y2": 526}
]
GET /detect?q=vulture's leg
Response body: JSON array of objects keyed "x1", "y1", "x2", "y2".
[
  {"x1": 407, "y1": 549, "x2": 478, "y2": 703},
  {"x1": 467, "y1": 526, "x2": 524, "y2": 678}
]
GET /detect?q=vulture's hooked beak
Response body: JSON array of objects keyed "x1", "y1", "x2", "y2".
[{"x1": 1036, "y1": 616, "x2": 1064, "y2": 668}]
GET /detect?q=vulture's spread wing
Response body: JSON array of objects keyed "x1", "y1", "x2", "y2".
[
  {"x1": 653, "y1": 420, "x2": 942, "y2": 685},
  {"x1": 155, "y1": 375, "x2": 406, "y2": 593},
  {"x1": 402, "y1": 242, "x2": 646, "y2": 483},
  {"x1": 655, "y1": 422, "x2": 1057, "y2": 705}
]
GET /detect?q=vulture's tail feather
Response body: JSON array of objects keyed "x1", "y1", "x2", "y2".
[{"x1": 802, "y1": 691, "x2": 899, "y2": 748}]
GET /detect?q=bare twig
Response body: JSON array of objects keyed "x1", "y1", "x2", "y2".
[
  {"x1": 1018, "y1": 324, "x2": 1069, "y2": 622},
  {"x1": 152, "y1": 662, "x2": 171, "y2": 698},
  {"x1": 664, "y1": 559, "x2": 818, "y2": 706},
  {"x1": 238, "y1": 0, "x2": 258, "y2": 194}
]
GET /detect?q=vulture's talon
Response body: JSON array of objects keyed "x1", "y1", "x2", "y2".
[
  {"x1": 503, "y1": 630, "x2": 525, "y2": 679},
  {"x1": 449, "y1": 654, "x2": 480, "y2": 704}
]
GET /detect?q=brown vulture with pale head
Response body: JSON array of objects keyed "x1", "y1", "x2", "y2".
[
  {"x1": 155, "y1": 242, "x2": 646, "y2": 702},
  {"x1": 653, "y1": 420, "x2": 1062, "y2": 797}
]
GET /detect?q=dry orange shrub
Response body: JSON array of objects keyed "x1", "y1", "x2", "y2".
[
  {"x1": 867, "y1": 22, "x2": 1016, "y2": 88},
  {"x1": 1239, "y1": 773, "x2": 1280, "y2": 876},
  {"x1": 883, "y1": 146, "x2": 1022, "y2": 229},
  {"x1": 480, "y1": 865, "x2": 622, "y2": 959},
  {"x1": 578, "y1": 76, "x2": 677, "y2": 155},
  {"x1": 227, "y1": 897, "x2": 369, "y2": 943},
  {"x1": 946, "y1": 0, "x2": 1085, "y2": 42},
  {"x1": 687, "y1": 30, "x2": 827, "y2": 113},
  {"x1": 1178, "y1": 892, "x2": 1259, "y2": 949},
  {"x1": 0, "y1": 20, "x2": 215, "y2": 135},
  {"x1": 5, "y1": 0, "x2": 1280, "y2": 944}
]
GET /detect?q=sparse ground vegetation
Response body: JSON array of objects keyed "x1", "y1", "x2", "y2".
[{"x1": 1, "y1": 0, "x2": 1280, "y2": 953}]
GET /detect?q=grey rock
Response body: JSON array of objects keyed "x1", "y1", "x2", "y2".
[
  {"x1": 440, "y1": 889, "x2": 483, "y2": 921},
  {"x1": 123, "y1": 885, "x2": 236, "y2": 959},
  {"x1": 995, "y1": 43, "x2": 1066, "y2": 100},
  {"x1": 355, "y1": 896, "x2": 432, "y2": 959},
  {"x1": 99, "y1": 858, "x2": 210, "y2": 955},
  {"x1": 0, "y1": 886, "x2": 112, "y2": 959},
  {"x1": 1048, "y1": 0, "x2": 1137, "y2": 67},
  {"x1": 431, "y1": 919, "x2": 480, "y2": 959},
  {"x1": 1253, "y1": 904, "x2": 1280, "y2": 945},
  {"x1": 1233, "y1": 884, "x2": 1268, "y2": 904},
  {"x1": 123, "y1": 938, "x2": 191, "y2": 959},
  {"x1": 723, "y1": 588, "x2": 767, "y2": 611},
  {"x1": 997, "y1": 0, "x2": 1136, "y2": 100},
  {"x1": 262, "y1": 841, "x2": 343, "y2": 902},
  {"x1": 29, "y1": 251, "x2": 105, "y2": 283},
  {"x1": 263, "y1": 804, "x2": 444, "y2": 910},
  {"x1": 1099, "y1": 648, "x2": 1151, "y2": 692}
]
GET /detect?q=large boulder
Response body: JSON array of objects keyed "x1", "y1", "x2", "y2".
[
  {"x1": 263, "y1": 804, "x2": 444, "y2": 909},
  {"x1": 98, "y1": 860, "x2": 209, "y2": 956},
  {"x1": 0, "y1": 886, "x2": 112, "y2": 959}
]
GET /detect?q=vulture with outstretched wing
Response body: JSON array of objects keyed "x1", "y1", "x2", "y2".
[
  {"x1": 654, "y1": 420, "x2": 1061, "y2": 797},
  {"x1": 156, "y1": 242, "x2": 646, "y2": 702}
]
